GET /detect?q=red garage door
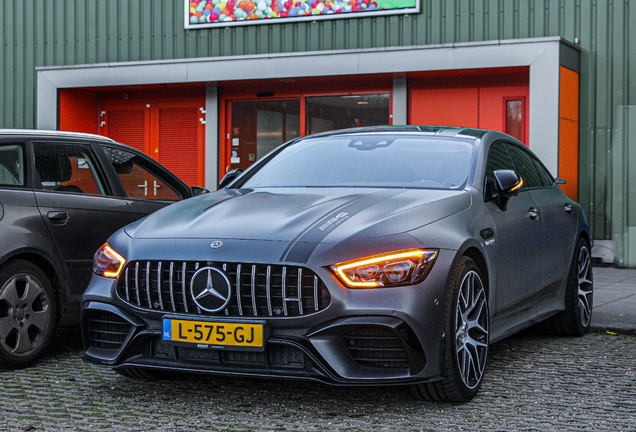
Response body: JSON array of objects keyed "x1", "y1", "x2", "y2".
[{"x1": 101, "y1": 99, "x2": 205, "y2": 187}]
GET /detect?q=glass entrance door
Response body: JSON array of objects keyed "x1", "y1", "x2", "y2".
[{"x1": 228, "y1": 99, "x2": 301, "y2": 172}]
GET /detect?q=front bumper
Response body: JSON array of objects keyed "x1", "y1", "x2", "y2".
[{"x1": 81, "y1": 248, "x2": 456, "y2": 386}]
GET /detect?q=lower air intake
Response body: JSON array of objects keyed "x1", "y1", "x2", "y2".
[
  {"x1": 85, "y1": 310, "x2": 132, "y2": 350},
  {"x1": 342, "y1": 325, "x2": 410, "y2": 369}
]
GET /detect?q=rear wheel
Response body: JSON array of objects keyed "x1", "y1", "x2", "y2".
[
  {"x1": 539, "y1": 238, "x2": 593, "y2": 336},
  {"x1": 0, "y1": 260, "x2": 57, "y2": 369},
  {"x1": 412, "y1": 256, "x2": 489, "y2": 402}
]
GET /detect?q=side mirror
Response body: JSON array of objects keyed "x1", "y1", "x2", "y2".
[
  {"x1": 219, "y1": 168, "x2": 243, "y2": 189},
  {"x1": 493, "y1": 170, "x2": 523, "y2": 211},
  {"x1": 191, "y1": 186, "x2": 209, "y2": 197},
  {"x1": 555, "y1": 178, "x2": 567, "y2": 185}
]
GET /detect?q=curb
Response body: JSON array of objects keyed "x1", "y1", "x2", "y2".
[{"x1": 590, "y1": 324, "x2": 636, "y2": 336}]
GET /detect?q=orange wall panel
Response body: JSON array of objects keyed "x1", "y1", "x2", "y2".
[
  {"x1": 559, "y1": 118, "x2": 579, "y2": 201},
  {"x1": 59, "y1": 89, "x2": 99, "y2": 134},
  {"x1": 409, "y1": 87, "x2": 479, "y2": 127},
  {"x1": 559, "y1": 67, "x2": 579, "y2": 122},
  {"x1": 558, "y1": 67, "x2": 580, "y2": 201}
]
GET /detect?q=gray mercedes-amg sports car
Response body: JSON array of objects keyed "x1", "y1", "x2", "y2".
[{"x1": 81, "y1": 126, "x2": 592, "y2": 402}]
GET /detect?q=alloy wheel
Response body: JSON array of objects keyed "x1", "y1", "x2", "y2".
[
  {"x1": 455, "y1": 270, "x2": 489, "y2": 390},
  {"x1": 0, "y1": 273, "x2": 51, "y2": 357},
  {"x1": 577, "y1": 246, "x2": 593, "y2": 327}
]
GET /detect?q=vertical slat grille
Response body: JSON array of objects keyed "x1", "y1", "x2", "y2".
[{"x1": 117, "y1": 261, "x2": 331, "y2": 318}]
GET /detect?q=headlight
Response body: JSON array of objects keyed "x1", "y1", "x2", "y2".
[
  {"x1": 93, "y1": 243, "x2": 126, "y2": 278},
  {"x1": 331, "y1": 249, "x2": 438, "y2": 288}
]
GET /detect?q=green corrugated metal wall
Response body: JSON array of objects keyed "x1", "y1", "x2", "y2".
[{"x1": 1, "y1": 0, "x2": 635, "y2": 240}]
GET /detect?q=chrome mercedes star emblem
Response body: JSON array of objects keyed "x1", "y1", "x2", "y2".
[
  {"x1": 210, "y1": 241, "x2": 223, "y2": 249},
  {"x1": 190, "y1": 267, "x2": 232, "y2": 312}
]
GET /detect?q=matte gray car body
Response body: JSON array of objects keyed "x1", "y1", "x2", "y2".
[{"x1": 81, "y1": 126, "x2": 591, "y2": 402}]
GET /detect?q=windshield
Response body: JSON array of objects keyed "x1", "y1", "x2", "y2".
[{"x1": 238, "y1": 134, "x2": 475, "y2": 190}]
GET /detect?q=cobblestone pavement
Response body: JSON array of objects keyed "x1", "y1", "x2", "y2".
[{"x1": 0, "y1": 329, "x2": 634, "y2": 431}]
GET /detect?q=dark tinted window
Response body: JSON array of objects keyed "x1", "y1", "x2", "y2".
[
  {"x1": 533, "y1": 158, "x2": 555, "y2": 187},
  {"x1": 239, "y1": 134, "x2": 475, "y2": 190},
  {"x1": 485, "y1": 142, "x2": 516, "y2": 191},
  {"x1": 33, "y1": 142, "x2": 110, "y2": 195},
  {"x1": 0, "y1": 144, "x2": 25, "y2": 186},
  {"x1": 507, "y1": 144, "x2": 542, "y2": 189}
]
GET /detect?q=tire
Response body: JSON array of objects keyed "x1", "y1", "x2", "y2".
[
  {"x1": 0, "y1": 260, "x2": 57, "y2": 369},
  {"x1": 539, "y1": 237, "x2": 593, "y2": 336},
  {"x1": 114, "y1": 366, "x2": 163, "y2": 380},
  {"x1": 412, "y1": 256, "x2": 489, "y2": 403}
]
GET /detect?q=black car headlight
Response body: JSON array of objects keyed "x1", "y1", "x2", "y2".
[
  {"x1": 331, "y1": 249, "x2": 438, "y2": 288},
  {"x1": 93, "y1": 243, "x2": 126, "y2": 278}
]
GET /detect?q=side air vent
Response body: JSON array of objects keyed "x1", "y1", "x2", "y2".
[
  {"x1": 85, "y1": 310, "x2": 132, "y2": 350},
  {"x1": 342, "y1": 325, "x2": 410, "y2": 369}
]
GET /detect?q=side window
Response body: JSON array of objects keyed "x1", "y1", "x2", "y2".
[
  {"x1": 507, "y1": 144, "x2": 542, "y2": 189},
  {"x1": 533, "y1": 158, "x2": 555, "y2": 187},
  {"x1": 33, "y1": 142, "x2": 110, "y2": 195},
  {"x1": 484, "y1": 142, "x2": 516, "y2": 198},
  {"x1": 0, "y1": 144, "x2": 25, "y2": 186},
  {"x1": 103, "y1": 147, "x2": 183, "y2": 201}
]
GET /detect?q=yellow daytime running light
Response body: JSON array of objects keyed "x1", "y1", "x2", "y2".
[
  {"x1": 331, "y1": 249, "x2": 436, "y2": 288},
  {"x1": 510, "y1": 178, "x2": 524, "y2": 192},
  {"x1": 100, "y1": 244, "x2": 126, "y2": 278}
]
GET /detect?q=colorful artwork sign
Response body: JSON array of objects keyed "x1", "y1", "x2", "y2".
[{"x1": 186, "y1": 0, "x2": 419, "y2": 28}]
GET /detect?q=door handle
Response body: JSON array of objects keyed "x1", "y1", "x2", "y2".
[
  {"x1": 564, "y1": 204, "x2": 574, "y2": 213},
  {"x1": 153, "y1": 180, "x2": 160, "y2": 196},
  {"x1": 47, "y1": 211, "x2": 69, "y2": 225},
  {"x1": 138, "y1": 180, "x2": 148, "y2": 196},
  {"x1": 528, "y1": 208, "x2": 540, "y2": 220}
]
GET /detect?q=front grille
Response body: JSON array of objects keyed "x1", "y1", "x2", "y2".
[
  {"x1": 152, "y1": 338, "x2": 305, "y2": 368},
  {"x1": 117, "y1": 261, "x2": 331, "y2": 318},
  {"x1": 86, "y1": 310, "x2": 132, "y2": 350},
  {"x1": 342, "y1": 326, "x2": 410, "y2": 369}
]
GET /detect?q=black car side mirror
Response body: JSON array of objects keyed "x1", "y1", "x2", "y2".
[
  {"x1": 219, "y1": 168, "x2": 243, "y2": 189},
  {"x1": 493, "y1": 170, "x2": 523, "y2": 211},
  {"x1": 191, "y1": 186, "x2": 209, "y2": 197}
]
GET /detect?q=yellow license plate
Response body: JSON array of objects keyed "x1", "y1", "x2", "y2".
[{"x1": 162, "y1": 318, "x2": 264, "y2": 348}]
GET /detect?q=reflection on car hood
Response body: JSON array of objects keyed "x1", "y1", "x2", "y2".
[{"x1": 129, "y1": 187, "x2": 471, "y2": 243}]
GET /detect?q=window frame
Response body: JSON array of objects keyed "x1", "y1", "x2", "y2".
[
  {"x1": 0, "y1": 142, "x2": 27, "y2": 189},
  {"x1": 30, "y1": 140, "x2": 113, "y2": 197}
]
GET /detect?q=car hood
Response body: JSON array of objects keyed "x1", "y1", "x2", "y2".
[{"x1": 127, "y1": 187, "x2": 471, "y2": 243}]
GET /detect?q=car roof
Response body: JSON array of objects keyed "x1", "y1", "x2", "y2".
[
  {"x1": 304, "y1": 125, "x2": 489, "y2": 140},
  {"x1": 0, "y1": 129, "x2": 117, "y2": 144}
]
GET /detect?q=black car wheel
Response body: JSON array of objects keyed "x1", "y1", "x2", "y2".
[
  {"x1": 540, "y1": 238, "x2": 593, "y2": 336},
  {"x1": 0, "y1": 260, "x2": 56, "y2": 369},
  {"x1": 412, "y1": 256, "x2": 489, "y2": 402}
]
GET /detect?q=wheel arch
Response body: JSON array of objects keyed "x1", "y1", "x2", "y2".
[{"x1": 454, "y1": 242, "x2": 491, "y2": 300}]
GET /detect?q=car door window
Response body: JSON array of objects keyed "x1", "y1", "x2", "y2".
[
  {"x1": 102, "y1": 147, "x2": 182, "y2": 201},
  {"x1": 533, "y1": 158, "x2": 555, "y2": 187},
  {"x1": 0, "y1": 144, "x2": 25, "y2": 186},
  {"x1": 506, "y1": 144, "x2": 542, "y2": 189},
  {"x1": 33, "y1": 142, "x2": 110, "y2": 195},
  {"x1": 484, "y1": 142, "x2": 516, "y2": 199}
]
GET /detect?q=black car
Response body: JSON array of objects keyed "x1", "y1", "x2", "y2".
[
  {"x1": 0, "y1": 129, "x2": 206, "y2": 369},
  {"x1": 82, "y1": 126, "x2": 592, "y2": 402}
]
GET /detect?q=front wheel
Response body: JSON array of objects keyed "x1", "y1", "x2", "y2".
[
  {"x1": 0, "y1": 260, "x2": 57, "y2": 369},
  {"x1": 412, "y1": 256, "x2": 489, "y2": 402}
]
